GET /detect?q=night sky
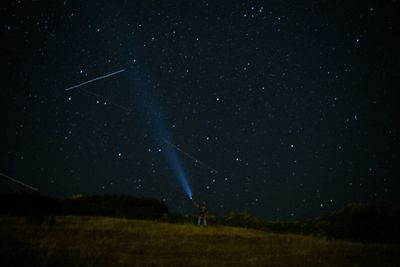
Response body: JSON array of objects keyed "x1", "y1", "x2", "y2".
[{"x1": 2, "y1": 0, "x2": 399, "y2": 220}]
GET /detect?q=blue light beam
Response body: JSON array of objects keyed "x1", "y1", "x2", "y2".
[
  {"x1": 130, "y1": 69, "x2": 193, "y2": 199},
  {"x1": 162, "y1": 142, "x2": 193, "y2": 199},
  {"x1": 64, "y1": 66, "x2": 195, "y2": 199}
]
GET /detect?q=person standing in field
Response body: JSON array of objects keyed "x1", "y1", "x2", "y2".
[{"x1": 194, "y1": 200, "x2": 208, "y2": 226}]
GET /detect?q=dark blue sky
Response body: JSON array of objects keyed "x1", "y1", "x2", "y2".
[{"x1": 1, "y1": 0, "x2": 399, "y2": 220}]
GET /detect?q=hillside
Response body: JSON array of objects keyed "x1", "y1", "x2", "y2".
[
  {"x1": 264, "y1": 203, "x2": 400, "y2": 243},
  {"x1": 1, "y1": 193, "x2": 400, "y2": 244},
  {"x1": 1, "y1": 216, "x2": 399, "y2": 266}
]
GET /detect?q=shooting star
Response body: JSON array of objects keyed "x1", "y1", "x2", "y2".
[
  {"x1": 0, "y1": 172, "x2": 39, "y2": 191},
  {"x1": 65, "y1": 69, "x2": 125, "y2": 91},
  {"x1": 163, "y1": 139, "x2": 218, "y2": 174}
]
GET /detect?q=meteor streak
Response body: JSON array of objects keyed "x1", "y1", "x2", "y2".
[
  {"x1": 65, "y1": 69, "x2": 125, "y2": 91},
  {"x1": 163, "y1": 139, "x2": 218, "y2": 174},
  {"x1": 0, "y1": 172, "x2": 39, "y2": 191}
]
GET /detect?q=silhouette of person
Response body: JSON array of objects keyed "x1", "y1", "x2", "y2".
[{"x1": 194, "y1": 200, "x2": 208, "y2": 226}]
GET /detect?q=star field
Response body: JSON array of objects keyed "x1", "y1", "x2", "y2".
[{"x1": 1, "y1": 0, "x2": 399, "y2": 220}]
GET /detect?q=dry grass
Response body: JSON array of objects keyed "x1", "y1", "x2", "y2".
[{"x1": 0, "y1": 216, "x2": 399, "y2": 266}]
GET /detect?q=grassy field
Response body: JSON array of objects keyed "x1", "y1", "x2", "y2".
[{"x1": 0, "y1": 216, "x2": 399, "y2": 266}]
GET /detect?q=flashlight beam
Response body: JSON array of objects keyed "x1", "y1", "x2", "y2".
[
  {"x1": 65, "y1": 69, "x2": 125, "y2": 91},
  {"x1": 0, "y1": 172, "x2": 39, "y2": 191},
  {"x1": 163, "y1": 139, "x2": 218, "y2": 174}
]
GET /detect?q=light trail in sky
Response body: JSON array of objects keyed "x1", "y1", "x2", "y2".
[
  {"x1": 65, "y1": 69, "x2": 125, "y2": 91},
  {"x1": 0, "y1": 172, "x2": 39, "y2": 191},
  {"x1": 163, "y1": 139, "x2": 218, "y2": 174}
]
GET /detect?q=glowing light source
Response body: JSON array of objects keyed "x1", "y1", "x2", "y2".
[
  {"x1": 130, "y1": 68, "x2": 193, "y2": 199},
  {"x1": 162, "y1": 140, "x2": 193, "y2": 199},
  {"x1": 65, "y1": 66, "x2": 198, "y2": 199}
]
